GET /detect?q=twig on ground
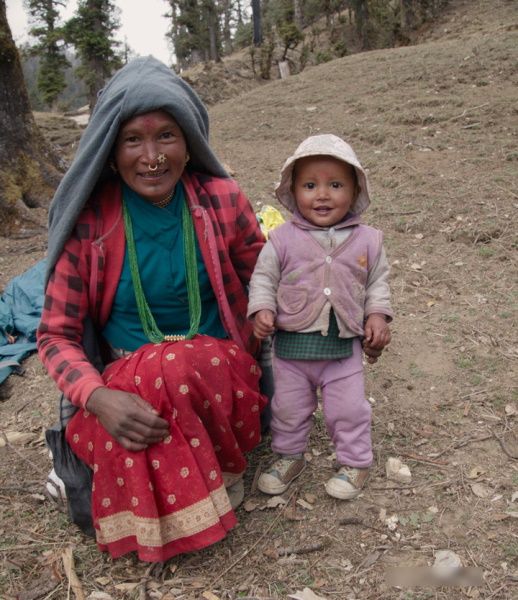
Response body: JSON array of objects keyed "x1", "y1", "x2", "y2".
[
  {"x1": 276, "y1": 541, "x2": 327, "y2": 556},
  {"x1": 496, "y1": 184, "x2": 518, "y2": 199},
  {"x1": 432, "y1": 434, "x2": 493, "y2": 459},
  {"x1": 339, "y1": 518, "x2": 386, "y2": 535},
  {"x1": 489, "y1": 427, "x2": 518, "y2": 460},
  {"x1": 405, "y1": 141, "x2": 436, "y2": 151},
  {"x1": 250, "y1": 460, "x2": 263, "y2": 495},
  {"x1": 371, "y1": 483, "x2": 420, "y2": 491},
  {"x1": 0, "y1": 428, "x2": 65, "y2": 511},
  {"x1": 138, "y1": 562, "x2": 162, "y2": 600},
  {"x1": 400, "y1": 452, "x2": 449, "y2": 466},
  {"x1": 379, "y1": 209, "x2": 422, "y2": 216},
  {"x1": 460, "y1": 389, "x2": 487, "y2": 398},
  {"x1": 209, "y1": 487, "x2": 300, "y2": 585},
  {"x1": 450, "y1": 103, "x2": 489, "y2": 121}
]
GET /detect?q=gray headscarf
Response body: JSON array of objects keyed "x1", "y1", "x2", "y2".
[{"x1": 45, "y1": 55, "x2": 228, "y2": 282}]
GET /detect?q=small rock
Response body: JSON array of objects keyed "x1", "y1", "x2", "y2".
[{"x1": 386, "y1": 457, "x2": 412, "y2": 483}]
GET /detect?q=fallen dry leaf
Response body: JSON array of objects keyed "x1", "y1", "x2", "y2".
[
  {"x1": 0, "y1": 430, "x2": 37, "y2": 446},
  {"x1": 285, "y1": 506, "x2": 304, "y2": 521},
  {"x1": 468, "y1": 467, "x2": 485, "y2": 479},
  {"x1": 359, "y1": 550, "x2": 381, "y2": 569},
  {"x1": 296, "y1": 499, "x2": 315, "y2": 510},
  {"x1": 471, "y1": 483, "x2": 491, "y2": 498},
  {"x1": 62, "y1": 547, "x2": 85, "y2": 600},
  {"x1": 288, "y1": 588, "x2": 329, "y2": 600},
  {"x1": 491, "y1": 513, "x2": 510, "y2": 521},
  {"x1": 263, "y1": 496, "x2": 287, "y2": 509},
  {"x1": 243, "y1": 500, "x2": 258, "y2": 512},
  {"x1": 202, "y1": 591, "x2": 222, "y2": 600},
  {"x1": 114, "y1": 583, "x2": 140, "y2": 593}
]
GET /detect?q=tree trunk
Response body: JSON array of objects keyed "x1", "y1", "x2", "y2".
[
  {"x1": 0, "y1": 0, "x2": 63, "y2": 237},
  {"x1": 207, "y1": 1, "x2": 219, "y2": 62},
  {"x1": 400, "y1": 0, "x2": 416, "y2": 29},
  {"x1": 221, "y1": 0, "x2": 232, "y2": 54},
  {"x1": 294, "y1": 0, "x2": 303, "y2": 29},
  {"x1": 252, "y1": 0, "x2": 263, "y2": 46}
]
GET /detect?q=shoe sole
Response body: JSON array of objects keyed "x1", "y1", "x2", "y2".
[
  {"x1": 257, "y1": 463, "x2": 306, "y2": 495},
  {"x1": 324, "y1": 481, "x2": 362, "y2": 500}
]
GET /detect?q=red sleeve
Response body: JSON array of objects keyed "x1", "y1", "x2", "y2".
[
  {"x1": 37, "y1": 216, "x2": 105, "y2": 409},
  {"x1": 229, "y1": 186, "x2": 265, "y2": 285}
]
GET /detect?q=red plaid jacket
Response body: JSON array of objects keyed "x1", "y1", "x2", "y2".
[{"x1": 37, "y1": 172, "x2": 265, "y2": 409}]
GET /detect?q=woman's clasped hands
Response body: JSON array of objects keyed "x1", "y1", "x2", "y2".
[{"x1": 86, "y1": 387, "x2": 170, "y2": 451}]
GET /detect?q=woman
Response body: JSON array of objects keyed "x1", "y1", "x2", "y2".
[{"x1": 37, "y1": 56, "x2": 268, "y2": 562}]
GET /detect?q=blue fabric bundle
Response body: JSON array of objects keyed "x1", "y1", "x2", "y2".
[{"x1": 0, "y1": 259, "x2": 45, "y2": 385}]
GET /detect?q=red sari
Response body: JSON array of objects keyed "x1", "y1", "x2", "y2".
[{"x1": 66, "y1": 336, "x2": 267, "y2": 562}]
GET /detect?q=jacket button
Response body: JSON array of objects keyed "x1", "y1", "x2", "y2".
[
  {"x1": 324, "y1": 288, "x2": 331, "y2": 296},
  {"x1": 326, "y1": 256, "x2": 332, "y2": 264}
]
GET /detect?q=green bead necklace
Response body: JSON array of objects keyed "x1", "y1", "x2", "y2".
[{"x1": 122, "y1": 195, "x2": 201, "y2": 343}]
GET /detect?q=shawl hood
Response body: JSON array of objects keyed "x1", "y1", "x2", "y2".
[
  {"x1": 46, "y1": 56, "x2": 228, "y2": 281},
  {"x1": 275, "y1": 134, "x2": 371, "y2": 216}
]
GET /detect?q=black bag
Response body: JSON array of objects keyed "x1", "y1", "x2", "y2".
[{"x1": 46, "y1": 422, "x2": 95, "y2": 538}]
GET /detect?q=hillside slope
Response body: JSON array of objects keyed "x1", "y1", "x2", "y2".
[{"x1": 1, "y1": 0, "x2": 517, "y2": 598}]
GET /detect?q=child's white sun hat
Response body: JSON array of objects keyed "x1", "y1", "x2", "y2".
[{"x1": 275, "y1": 134, "x2": 371, "y2": 215}]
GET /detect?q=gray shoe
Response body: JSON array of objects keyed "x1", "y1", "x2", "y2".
[
  {"x1": 258, "y1": 454, "x2": 306, "y2": 495},
  {"x1": 226, "y1": 478, "x2": 245, "y2": 509},
  {"x1": 325, "y1": 465, "x2": 370, "y2": 500}
]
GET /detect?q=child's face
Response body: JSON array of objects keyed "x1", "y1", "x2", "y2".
[{"x1": 292, "y1": 156, "x2": 358, "y2": 227}]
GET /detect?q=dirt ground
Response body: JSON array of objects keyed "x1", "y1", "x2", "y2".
[{"x1": 1, "y1": 0, "x2": 517, "y2": 598}]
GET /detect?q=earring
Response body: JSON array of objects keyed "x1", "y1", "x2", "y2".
[
  {"x1": 109, "y1": 160, "x2": 118, "y2": 174},
  {"x1": 185, "y1": 153, "x2": 190, "y2": 165}
]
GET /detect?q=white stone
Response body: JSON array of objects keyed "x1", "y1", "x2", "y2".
[{"x1": 386, "y1": 457, "x2": 412, "y2": 483}]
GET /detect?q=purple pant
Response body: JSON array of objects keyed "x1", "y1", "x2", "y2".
[{"x1": 271, "y1": 338, "x2": 372, "y2": 467}]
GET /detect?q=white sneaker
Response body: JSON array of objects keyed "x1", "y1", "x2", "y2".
[{"x1": 46, "y1": 468, "x2": 66, "y2": 498}]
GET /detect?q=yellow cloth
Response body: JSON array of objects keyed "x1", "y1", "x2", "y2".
[{"x1": 256, "y1": 205, "x2": 285, "y2": 240}]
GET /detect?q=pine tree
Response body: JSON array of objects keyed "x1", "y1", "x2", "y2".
[
  {"x1": 167, "y1": 0, "x2": 221, "y2": 67},
  {"x1": 27, "y1": 0, "x2": 70, "y2": 112},
  {"x1": 64, "y1": 0, "x2": 122, "y2": 112}
]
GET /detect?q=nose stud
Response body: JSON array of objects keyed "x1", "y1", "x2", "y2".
[{"x1": 148, "y1": 154, "x2": 166, "y2": 171}]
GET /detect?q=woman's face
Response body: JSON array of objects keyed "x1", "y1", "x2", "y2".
[{"x1": 114, "y1": 110, "x2": 187, "y2": 204}]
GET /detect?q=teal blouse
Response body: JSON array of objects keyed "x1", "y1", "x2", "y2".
[{"x1": 103, "y1": 182, "x2": 227, "y2": 352}]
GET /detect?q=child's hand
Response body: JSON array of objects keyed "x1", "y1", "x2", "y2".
[
  {"x1": 253, "y1": 310, "x2": 275, "y2": 340},
  {"x1": 362, "y1": 314, "x2": 391, "y2": 364}
]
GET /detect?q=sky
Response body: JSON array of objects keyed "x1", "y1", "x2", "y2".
[{"x1": 5, "y1": 0, "x2": 173, "y2": 65}]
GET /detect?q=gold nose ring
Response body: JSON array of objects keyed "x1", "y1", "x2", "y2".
[{"x1": 148, "y1": 164, "x2": 158, "y2": 171}]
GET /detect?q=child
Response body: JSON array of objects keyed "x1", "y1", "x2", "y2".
[{"x1": 248, "y1": 134, "x2": 393, "y2": 500}]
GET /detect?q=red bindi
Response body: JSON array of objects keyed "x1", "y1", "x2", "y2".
[{"x1": 142, "y1": 117, "x2": 157, "y2": 133}]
